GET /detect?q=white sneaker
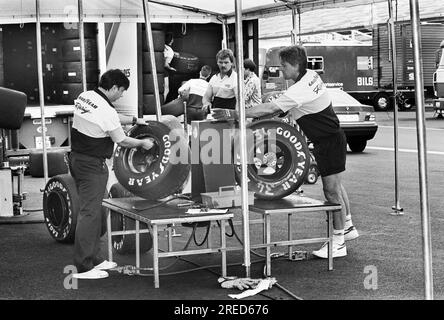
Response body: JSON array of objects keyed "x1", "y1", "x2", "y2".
[
  {"x1": 312, "y1": 241, "x2": 347, "y2": 259},
  {"x1": 73, "y1": 269, "x2": 109, "y2": 279},
  {"x1": 94, "y1": 260, "x2": 117, "y2": 270},
  {"x1": 344, "y1": 225, "x2": 359, "y2": 241}
]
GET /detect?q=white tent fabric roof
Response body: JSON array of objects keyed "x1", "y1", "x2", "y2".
[
  {"x1": 0, "y1": 0, "x2": 442, "y2": 32},
  {"x1": 0, "y1": 0, "x2": 392, "y2": 24}
]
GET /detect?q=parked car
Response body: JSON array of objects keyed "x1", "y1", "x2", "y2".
[
  {"x1": 261, "y1": 88, "x2": 378, "y2": 152},
  {"x1": 327, "y1": 88, "x2": 378, "y2": 152}
]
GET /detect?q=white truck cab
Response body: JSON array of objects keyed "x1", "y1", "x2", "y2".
[{"x1": 433, "y1": 40, "x2": 444, "y2": 116}]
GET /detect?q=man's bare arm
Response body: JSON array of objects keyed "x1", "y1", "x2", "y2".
[{"x1": 245, "y1": 102, "x2": 282, "y2": 118}]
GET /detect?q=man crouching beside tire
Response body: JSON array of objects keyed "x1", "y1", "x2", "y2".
[
  {"x1": 212, "y1": 46, "x2": 359, "y2": 259},
  {"x1": 69, "y1": 69, "x2": 153, "y2": 279}
]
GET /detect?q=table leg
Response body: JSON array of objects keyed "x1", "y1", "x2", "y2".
[
  {"x1": 207, "y1": 222, "x2": 212, "y2": 249},
  {"x1": 153, "y1": 224, "x2": 160, "y2": 288},
  {"x1": 106, "y1": 209, "x2": 113, "y2": 263},
  {"x1": 327, "y1": 211, "x2": 333, "y2": 271},
  {"x1": 288, "y1": 213, "x2": 292, "y2": 259},
  {"x1": 136, "y1": 220, "x2": 140, "y2": 275},
  {"x1": 265, "y1": 214, "x2": 271, "y2": 276},
  {"x1": 220, "y1": 219, "x2": 227, "y2": 277},
  {"x1": 167, "y1": 225, "x2": 173, "y2": 252}
]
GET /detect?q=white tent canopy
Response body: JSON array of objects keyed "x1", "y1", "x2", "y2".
[{"x1": 0, "y1": 1, "x2": 443, "y2": 33}]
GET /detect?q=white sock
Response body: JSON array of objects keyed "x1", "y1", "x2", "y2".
[
  {"x1": 345, "y1": 216, "x2": 353, "y2": 229},
  {"x1": 333, "y1": 229, "x2": 345, "y2": 244}
]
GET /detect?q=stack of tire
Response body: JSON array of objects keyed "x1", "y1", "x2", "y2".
[
  {"x1": 141, "y1": 24, "x2": 165, "y2": 115},
  {"x1": 41, "y1": 24, "x2": 62, "y2": 104},
  {"x1": 58, "y1": 23, "x2": 99, "y2": 104}
]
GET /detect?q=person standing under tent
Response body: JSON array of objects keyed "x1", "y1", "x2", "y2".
[
  {"x1": 212, "y1": 45, "x2": 359, "y2": 258},
  {"x1": 69, "y1": 69, "x2": 153, "y2": 279},
  {"x1": 202, "y1": 48, "x2": 238, "y2": 112},
  {"x1": 243, "y1": 58, "x2": 262, "y2": 109},
  {"x1": 164, "y1": 32, "x2": 178, "y2": 102}
]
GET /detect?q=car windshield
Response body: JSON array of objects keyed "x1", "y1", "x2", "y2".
[{"x1": 327, "y1": 89, "x2": 362, "y2": 106}]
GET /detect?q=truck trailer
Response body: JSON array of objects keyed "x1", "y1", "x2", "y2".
[{"x1": 262, "y1": 22, "x2": 444, "y2": 111}]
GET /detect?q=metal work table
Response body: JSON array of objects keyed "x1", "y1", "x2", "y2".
[
  {"x1": 248, "y1": 194, "x2": 341, "y2": 276},
  {"x1": 102, "y1": 197, "x2": 234, "y2": 288}
]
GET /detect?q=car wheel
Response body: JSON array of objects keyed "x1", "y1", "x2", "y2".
[
  {"x1": 113, "y1": 121, "x2": 190, "y2": 200},
  {"x1": 305, "y1": 166, "x2": 318, "y2": 184},
  {"x1": 348, "y1": 139, "x2": 367, "y2": 153},
  {"x1": 233, "y1": 119, "x2": 310, "y2": 200},
  {"x1": 399, "y1": 98, "x2": 415, "y2": 111},
  {"x1": 373, "y1": 93, "x2": 391, "y2": 111}
]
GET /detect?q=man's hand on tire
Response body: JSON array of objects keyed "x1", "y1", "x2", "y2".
[
  {"x1": 135, "y1": 118, "x2": 149, "y2": 126},
  {"x1": 141, "y1": 138, "x2": 154, "y2": 151},
  {"x1": 211, "y1": 108, "x2": 238, "y2": 121}
]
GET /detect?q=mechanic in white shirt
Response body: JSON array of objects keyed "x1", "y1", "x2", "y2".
[
  {"x1": 164, "y1": 32, "x2": 178, "y2": 101},
  {"x1": 202, "y1": 48, "x2": 238, "y2": 111},
  {"x1": 160, "y1": 65, "x2": 212, "y2": 123},
  {"x1": 69, "y1": 69, "x2": 153, "y2": 280}
]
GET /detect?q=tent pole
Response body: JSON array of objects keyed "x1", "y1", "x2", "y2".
[
  {"x1": 387, "y1": 0, "x2": 403, "y2": 215},
  {"x1": 291, "y1": 7, "x2": 297, "y2": 45},
  {"x1": 409, "y1": 0, "x2": 433, "y2": 300},
  {"x1": 35, "y1": 0, "x2": 48, "y2": 186},
  {"x1": 234, "y1": 0, "x2": 251, "y2": 278},
  {"x1": 142, "y1": 0, "x2": 162, "y2": 121},
  {"x1": 78, "y1": 0, "x2": 87, "y2": 92},
  {"x1": 222, "y1": 19, "x2": 228, "y2": 49}
]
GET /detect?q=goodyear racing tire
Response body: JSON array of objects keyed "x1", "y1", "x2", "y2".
[
  {"x1": 62, "y1": 61, "x2": 99, "y2": 83},
  {"x1": 142, "y1": 30, "x2": 165, "y2": 52},
  {"x1": 61, "y1": 39, "x2": 98, "y2": 62},
  {"x1": 171, "y1": 52, "x2": 200, "y2": 74},
  {"x1": 43, "y1": 174, "x2": 108, "y2": 243},
  {"x1": 28, "y1": 149, "x2": 69, "y2": 178},
  {"x1": 109, "y1": 183, "x2": 153, "y2": 254},
  {"x1": 142, "y1": 73, "x2": 165, "y2": 94},
  {"x1": 43, "y1": 174, "x2": 79, "y2": 243},
  {"x1": 234, "y1": 120, "x2": 310, "y2": 200},
  {"x1": 59, "y1": 23, "x2": 97, "y2": 40},
  {"x1": 142, "y1": 51, "x2": 165, "y2": 74},
  {"x1": 113, "y1": 121, "x2": 190, "y2": 200}
]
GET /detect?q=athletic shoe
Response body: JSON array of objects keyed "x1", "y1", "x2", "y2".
[
  {"x1": 312, "y1": 241, "x2": 347, "y2": 259},
  {"x1": 94, "y1": 260, "x2": 117, "y2": 270},
  {"x1": 344, "y1": 225, "x2": 359, "y2": 241},
  {"x1": 73, "y1": 269, "x2": 109, "y2": 280}
]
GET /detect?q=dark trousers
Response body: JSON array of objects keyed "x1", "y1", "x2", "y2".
[
  {"x1": 162, "y1": 98, "x2": 207, "y2": 123},
  {"x1": 68, "y1": 152, "x2": 108, "y2": 272}
]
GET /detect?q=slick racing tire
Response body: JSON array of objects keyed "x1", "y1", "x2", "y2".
[
  {"x1": 171, "y1": 52, "x2": 200, "y2": 74},
  {"x1": 43, "y1": 174, "x2": 108, "y2": 243},
  {"x1": 109, "y1": 183, "x2": 153, "y2": 254},
  {"x1": 113, "y1": 121, "x2": 191, "y2": 200},
  {"x1": 233, "y1": 120, "x2": 310, "y2": 200}
]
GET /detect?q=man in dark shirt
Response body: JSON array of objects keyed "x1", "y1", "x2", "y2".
[
  {"x1": 213, "y1": 46, "x2": 359, "y2": 259},
  {"x1": 70, "y1": 69, "x2": 153, "y2": 279}
]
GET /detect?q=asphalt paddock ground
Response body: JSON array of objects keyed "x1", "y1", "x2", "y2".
[{"x1": 2, "y1": 111, "x2": 444, "y2": 300}]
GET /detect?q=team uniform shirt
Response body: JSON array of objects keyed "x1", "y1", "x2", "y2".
[
  {"x1": 208, "y1": 69, "x2": 237, "y2": 109},
  {"x1": 164, "y1": 44, "x2": 174, "y2": 65},
  {"x1": 71, "y1": 88, "x2": 125, "y2": 159},
  {"x1": 244, "y1": 72, "x2": 262, "y2": 109},
  {"x1": 273, "y1": 69, "x2": 340, "y2": 143},
  {"x1": 178, "y1": 78, "x2": 209, "y2": 109}
]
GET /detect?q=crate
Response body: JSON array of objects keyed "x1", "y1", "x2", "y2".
[{"x1": 201, "y1": 186, "x2": 254, "y2": 208}]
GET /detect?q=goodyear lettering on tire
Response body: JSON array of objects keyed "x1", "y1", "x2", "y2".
[{"x1": 234, "y1": 120, "x2": 310, "y2": 200}]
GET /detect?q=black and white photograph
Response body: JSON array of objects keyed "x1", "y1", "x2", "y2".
[{"x1": 1, "y1": 0, "x2": 444, "y2": 307}]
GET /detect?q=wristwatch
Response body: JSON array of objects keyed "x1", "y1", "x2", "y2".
[{"x1": 132, "y1": 116, "x2": 137, "y2": 126}]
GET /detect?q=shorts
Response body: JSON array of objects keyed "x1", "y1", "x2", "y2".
[{"x1": 312, "y1": 131, "x2": 347, "y2": 177}]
